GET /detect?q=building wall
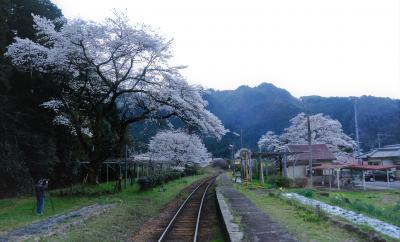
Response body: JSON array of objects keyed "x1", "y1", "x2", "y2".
[
  {"x1": 382, "y1": 159, "x2": 394, "y2": 165},
  {"x1": 367, "y1": 158, "x2": 400, "y2": 166},
  {"x1": 287, "y1": 165, "x2": 306, "y2": 179}
]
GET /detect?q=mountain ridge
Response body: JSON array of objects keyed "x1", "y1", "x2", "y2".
[{"x1": 203, "y1": 82, "x2": 400, "y2": 157}]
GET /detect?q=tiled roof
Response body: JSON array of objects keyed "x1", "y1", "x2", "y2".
[
  {"x1": 360, "y1": 144, "x2": 400, "y2": 159},
  {"x1": 286, "y1": 144, "x2": 336, "y2": 161}
]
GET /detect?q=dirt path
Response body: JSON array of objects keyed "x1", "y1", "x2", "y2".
[{"x1": 0, "y1": 203, "x2": 114, "y2": 242}]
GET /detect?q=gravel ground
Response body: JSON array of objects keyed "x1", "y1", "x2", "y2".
[
  {"x1": 283, "y1": 193, "x2": 400, "y2": 240},
  {"x1": 0, "y1": 203, "x2": 114, "y2": 242}
]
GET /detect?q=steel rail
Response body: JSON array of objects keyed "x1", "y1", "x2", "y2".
[
  {"x1": 157, "y1": 176, "x2": 215, "y2": 242},
  {"x1": 193, "y1": 178, "x2": 215, "y2": 242}
]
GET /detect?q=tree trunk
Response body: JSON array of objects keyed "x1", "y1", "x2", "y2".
[{"x1": 87, "y1": 158, "x2": 103, "y2": 184}]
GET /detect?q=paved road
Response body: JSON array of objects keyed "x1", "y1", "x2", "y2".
[
  {"x1": 219, "y1": 175, "x2": 297, "y2": 242},
  {"x1": 365, "y1": 181, "x2": 400, "y2": 190}
]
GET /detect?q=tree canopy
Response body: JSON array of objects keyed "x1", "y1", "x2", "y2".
[
  {"x1": 149, "y1": 130, "x2": 210, "y2": 166},
  {"x1": 6, "y1": 12, "x2": 226, "y2": 183},
  {"x1": 258, "y1": 113, "x2": 356, "y2": 158}
]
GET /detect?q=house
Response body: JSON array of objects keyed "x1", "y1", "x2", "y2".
[
  {"x1": 286, "y1": 144, "x2": 336, "y2": 181},
  {"x1": 360, "y1": 144, "x2": 400, "y2": 178},
  {"x1": 360, "y1": 144, "x2": 400, "y2": 166}
]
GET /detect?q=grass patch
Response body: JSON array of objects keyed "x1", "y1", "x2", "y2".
[
  {"x1": 0, "y1": 172, "x2": 209, "y2": 238},
  {"x1": 46, "y1": 174, "x2": 208, "y2": 241},
  {"x1": 292, "y1": 189, "x2": 400, "y2": 226},
  {"x1": 233, "y1": 183, "x2": 365, "y2": 242},
  {"x1": 210, "y1": 232, "x2": 225, "y2": 242},
  {"x1": 0, "y1": 190, "x2": 100, "y2": 233}
]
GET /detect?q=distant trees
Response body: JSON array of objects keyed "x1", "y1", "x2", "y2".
[
  {"x1": 149, "y1": 130, "x2": 210, "y2": 166},
  {"x1": 258, "y1": 113, "x2": 356, "y2": 158},
  {"x1": 6, "y1": 12, "x2": 226, "y2": 183}
]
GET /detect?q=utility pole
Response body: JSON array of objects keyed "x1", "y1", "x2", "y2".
[
  {"x1": 240, "y1": 128, "x2": 243, "y2": 148},
  {"x1": 354, "y1": 100, "x2": 362, "y2": 164},
  {"x1": 377, "y1": 134, "x2": 382, "y2": 148},
  {"x1": 307, "y1": 115, "x2": 313, "y2": 187}
]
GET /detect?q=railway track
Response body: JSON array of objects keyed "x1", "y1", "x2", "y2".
[{"x1": 158, "y1": 176, "x2": 217, "y2": 242}]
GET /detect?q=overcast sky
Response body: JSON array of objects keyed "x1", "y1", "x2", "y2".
[{"x1": 52, "y1": 0, "x2": 400, "y2": 98}]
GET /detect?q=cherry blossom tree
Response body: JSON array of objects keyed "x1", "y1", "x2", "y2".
[
  {"x1": 280, "y1": 113, "x2": 356, "y2": 157},
  {"x1": 6, "y1": 12, "x2": 226, "y2": 183},
  {"x1": 149, "y1": 130, "x2": 210, "y2": 166},
  {"x1": 234, "y1": 148, "x2": 251, "y2": 159},
  {"x1": 257, "y1": 131, "x2": 283, "y2": 152}
]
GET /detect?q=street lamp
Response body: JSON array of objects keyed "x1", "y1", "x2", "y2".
[
  {"x1": 228, "y1": 144, "x2": 235, "y2": 175},
  {"x1": 230, "y1": 130, "x2": 242, "y2": 148},
  {"x1": 229, "y1": 144, "x2": 234, "y2": 160}
]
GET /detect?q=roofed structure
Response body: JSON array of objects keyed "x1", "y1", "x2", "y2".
[
  {"x1": 359, "y1": 144, "x2": 400, "y2": 167},
  {"x1": 360, "y1": 144, "x2": 400, "y2": 159},
  {"x1": 286, "y1": 144, "x2": 336, "y2": 164}
]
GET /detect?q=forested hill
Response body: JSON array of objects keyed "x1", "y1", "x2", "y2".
[{"x1": 204, "y1": 83, "x2": 400, "y2": 157}]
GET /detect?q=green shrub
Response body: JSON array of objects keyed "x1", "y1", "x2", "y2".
[
  {"x1": 296, "y1": 189, "x2": 314, "y2": 198},
  {"x1": 184, "y1": 165, "x2": 199, "y2": 176},
  {"x1": 266, "y1": 175, "x2": 293, "y2": 188},
  {"x1": 330, "y1": 194, "x2": 350, "y2": 205},
  {"x1": 138, "y1": 170, "x2": 185, "y2": 190},
  {"x1": 296, "y1": 209, "x2": 321, "y2": 223},
  {"x1": 393, "y1": 202, "x2": 400, "y2": 211},
  {"x1": 294, "y1": 178, "x2": 308, "y2": 188}
]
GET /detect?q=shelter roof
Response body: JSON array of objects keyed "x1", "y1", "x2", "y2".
[{"x1": 287, "y1": 144, "x2": 336, "y2": 161}]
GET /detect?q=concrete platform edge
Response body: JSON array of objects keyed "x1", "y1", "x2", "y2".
[{"x1": 215, "y1": 186, "x2": 244, "y2": 242}]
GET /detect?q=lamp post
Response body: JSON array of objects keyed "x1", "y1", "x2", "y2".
[
  {"x1": 354, "y1": 100, "x2": 362, "y2": 165},
  {"x1": 231, "y1": 131, "x2": 241, "y2": 147},
  {"x1": 229, "y1": 144, "x2": 235, "y2": 175}
]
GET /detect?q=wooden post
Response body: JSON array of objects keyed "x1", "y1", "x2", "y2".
[
  {"x1": 362, "y1": 170, "x2": 366, "y2": 191},
  {"x1": 282, "y1": 154, "x2": 287, "y2": 177},
  {"x1": 106, "y1": 164, "x2": 109, "y2": 184},
  {"x1": 337, "y1": 169, "x2": 340, "y2": 190},
  {"x1": 245, "y1": 153, "x2": 248, "y2": 182},
  {"x1": 292, "y1": 161, "x2": 295, "y2": 180},
  {"x1": 386, "y1": 169, "x2": 390, "y2": 188},
  {"x1": 136, "y1": 164, "x2": 139, "y2": 179},
  {"x1": 259, "y1": 161, "x2": 264, "y2": 183},
  {"x1": 315, "y1": 204, "x2": 321, "y2": 217}
]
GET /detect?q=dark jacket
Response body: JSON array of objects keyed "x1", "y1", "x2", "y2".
[{"x1": 35, "y1": 181, "x2": 48, "y2": 199}]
